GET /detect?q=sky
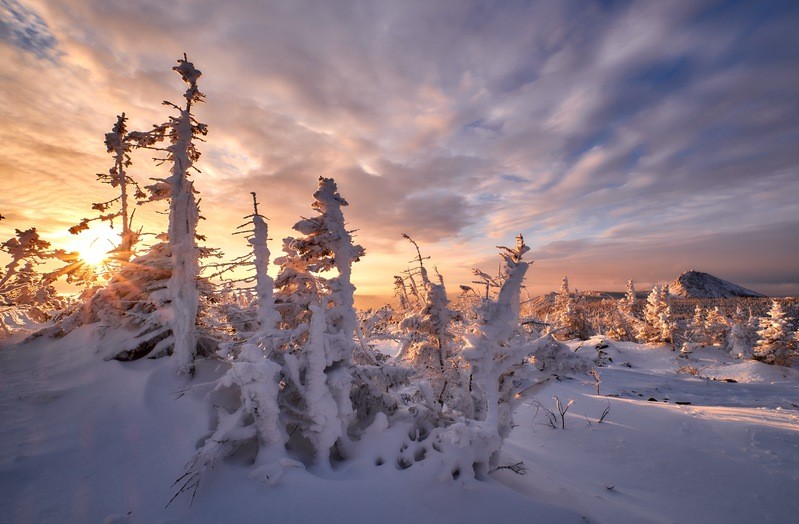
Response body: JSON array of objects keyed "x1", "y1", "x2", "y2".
[{"x1": 1, "y1": 0, "x2": 798, "y2": 303}]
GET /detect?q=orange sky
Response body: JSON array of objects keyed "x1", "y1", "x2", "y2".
[{"x1": 2, "y1": 0, "x2": 798, "y2": 302}]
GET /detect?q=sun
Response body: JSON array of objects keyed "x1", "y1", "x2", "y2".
[
  {"x1": 67, "y1": 227, "x2": 120, "y2": 266},
  {"x1": 79, "y1": 240, "x2": 111, "y2": 265}
]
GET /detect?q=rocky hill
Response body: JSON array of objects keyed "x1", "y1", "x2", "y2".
[{"x1": 668, "y1": 270, "x2": 764, "y2": 298}]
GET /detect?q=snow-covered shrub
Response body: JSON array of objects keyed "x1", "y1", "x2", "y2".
[
  {"x1": 394, "y1": 234, "x2": 466, "y2": 413},
  {"x1": 44, "y1": 241, "x2": 203, "y2": 360},
  {"x1": 529, "y1": 334, "x2": 593, "y2": 376},
  {"x1": 359, "y1": 305, "x2": 395, "y2": 339},
  {"x1": 170, "y1": 344, "x2": 302, "y2": 506}
]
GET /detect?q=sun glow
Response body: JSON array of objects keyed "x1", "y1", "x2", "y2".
[{"x1": 68, "y1": 227, "x2": 120, "y2": 266}]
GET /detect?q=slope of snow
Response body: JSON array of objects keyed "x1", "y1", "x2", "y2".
[
  {"x1": 0, "y1": 327, "x2": 580, "y2": 523},
  {"x1": 668, "y1": 270, "x2": 764, "y2": 298},
  {"x1": 1, "y1": 330, "x2": 798, "y2": 523},
  {"x1": 502, "y1": 341, "x2": 799, "y2": 523}
]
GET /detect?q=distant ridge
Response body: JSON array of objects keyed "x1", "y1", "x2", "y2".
[{"x1": 668, "y1": 270, "x2": 764, "y2": 298}]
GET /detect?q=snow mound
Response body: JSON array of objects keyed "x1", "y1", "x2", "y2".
[
  {"x1": 0, "y1": 305, "x2": 48, "y2": 342},
  {"x1": 701, "y1": 359, "x2": 799, "y2": 385}
]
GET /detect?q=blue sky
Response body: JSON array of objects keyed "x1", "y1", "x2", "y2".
[{"x1": 1, "y1": 0, "x2": 798, "y2": 298}]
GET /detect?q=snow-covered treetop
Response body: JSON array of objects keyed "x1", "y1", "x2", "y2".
[
  {"x1": 290, "y1": 177, "x2": 364, "y2": 274},
  {"x1": 174, "y1": 56, "x2": 202, "y2": 85},
  {"x1": 498, "y1": 234, "x2": 530, "y2": 267},
  {"x1": 173, "y1": 54, "x2": 204, "y2": 105},
  {"x1": 482, "y1": 234, "x2": 530, "y2": 340},
  {"x1": 620, "y1": 279, "x2": 637, "y2": 310},
  {"x1": 104, "y1": 113, "x2": 129, "y2": 159}
]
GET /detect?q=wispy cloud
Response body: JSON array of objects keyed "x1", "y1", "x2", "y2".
[
  {"x1": 0, "y1": 0, "x2": 58, "y2": 60},
  {"x1": 1, "y1": 0, "x2": 798, "y2": 297}
]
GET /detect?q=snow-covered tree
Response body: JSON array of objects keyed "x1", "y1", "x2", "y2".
[
  {"x1": 33, "y1": 57, "x2": 214, "y2": 366},
  {"x1": 461, "y1": 234, "x2": 532, "y2": 473},
  {"x1": 0, "y1": 228, "x2": 53, "y2": 292},
  {"x1": 69, "y1": 113, "x2": 147, "y2": 262},
  {"x1": 727, "y1": 322, "x2": 752, "y2": 359},
  {"x1": 393, "y1": 274, "x2": 412, "y2": 313},
  {"x1": 246, "y1": 192, "x2": 280, "y2": 339},
  {"x1": 680, "y1": 305, "x2": 705, "y2": 356},
  {"x1": 552, "y1": 276, "x2": 590, "y2": 340},
  {"x1": 151, "y1": 55, "x2": 208, "y2": 376},
  {"x1": 638, "y1": 285, "x2": 674, "y2": 346},
  {"x1": 294, "y1": 177, "x2": 365, "y2": 364},
  {"x1": 554, "y1": 276, "x2": 570, "y2": 316},
  {"x1": 604, "y1": 279, "x2": 638, "y2": 342},
  {"x1": 176, "y1": 178, "x2": 368, "y2": 497},
  {"x1": 753, "y1": 300, "x2": 797, "y2": 366},
  {"x1": 379, "y1": 235, "x2": 590, "y2": 482},
  {"x1": 273, "y1": 177, "x2": 365, "y2": 466},
  {"x1": 704, "y1": 307, "x2": 729, "y2": 347},
  {"x1": 602, "y1": 300, "x2": 635, "y2": 342},
  {"x1": 0, "y1": 228, "x2": 79, "y2": 316},
  {"x1": 619, "y1": 279, "x2": 637, "y2": 316}
]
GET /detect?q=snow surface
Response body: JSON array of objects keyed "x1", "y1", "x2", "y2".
[{"x1": 1, "y1": 330, "x2": 798, "y2": 523}]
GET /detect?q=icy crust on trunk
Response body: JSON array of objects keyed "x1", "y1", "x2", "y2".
[
  {"x1": 167, "y1": 94, "x2": 201, "y2": 376},
  {"x1": 249, "y1": 211, "x2": 279, "y2": 337},
  {"x1": 300, "y1": 302, "x2": 344, "y2": 465}
]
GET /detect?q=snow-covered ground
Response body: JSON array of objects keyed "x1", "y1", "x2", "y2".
[{"x1": 1, "y1": 330, "x2": 797, "y2": 523}]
